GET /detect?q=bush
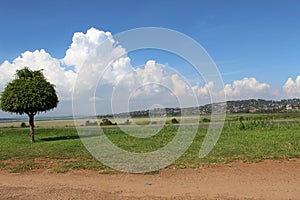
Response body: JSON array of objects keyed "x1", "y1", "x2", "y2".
[
  {"x1": 202, "y1": 118, "x2": 211, "y2": 123},
  {"x1": 123, "y1": 119, "x2": 131, "y2": 125},
  {"x1": 171, "y1": 118, "x2": 179, "y2": 124},
  {"x1": 85, "y1": 120, "x2": 98, "y2": 126},
  {"x1": 20, "y1": 122, "x2": 27, "y2": 128},
  {"x1": 100, "y1": 118, "x2": 117, "y2": 126}
]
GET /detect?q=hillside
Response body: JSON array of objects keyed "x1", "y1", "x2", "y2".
[{"x1": 101, "y1": 99, "x2": 300, "y2": 118}]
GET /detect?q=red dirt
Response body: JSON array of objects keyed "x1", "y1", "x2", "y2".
[{"x1": 0, "y1": 159, "x2": 299, "y2": 199}]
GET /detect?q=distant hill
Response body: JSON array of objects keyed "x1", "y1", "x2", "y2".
[
  {"x1": 3, "y1": 99, "x2": 298, "y2": 121},
  {"x1": 225, "y1": 98, "x2": 300, "y2": 113},
  {"x1": 100, "y1": 98, "x2": 300, "y2": 118}
]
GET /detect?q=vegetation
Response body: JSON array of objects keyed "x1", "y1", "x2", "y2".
[
  {"x1": 20, "y1": 122, "x2": 27, "y2": 128},
  {"x1": 202, "y1": 118, "x2": 211, "y2": 123},
  {"x1": 100, "y1": 118, "x2": 116, "y2": 126},
  {"x1": 85, "y1": 120, "x2": 98, "y2": 126},
  {"x1": 0, "y1": 68, "x2": 58, "y2": 142},
  {"x1": 123, "y1": 119, "x2": 131, "y2": 125},
  {"x1": 171, "y1": 118, "x2": 179, "y2": 124},
  {"x1": 0, "y1": 118, "x2": 299, "y2": 173}
]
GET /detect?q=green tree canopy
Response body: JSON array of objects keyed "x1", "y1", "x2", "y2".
[{"x1": 0, "y1": 67, "x2": 59, "y2": 142}]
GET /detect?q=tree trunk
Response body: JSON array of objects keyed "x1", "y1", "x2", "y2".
[{"x1": 29, "y1": 114, "x2": 35, "y2": 142}]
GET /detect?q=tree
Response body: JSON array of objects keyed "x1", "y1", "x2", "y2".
[{"x1": 0, "y1": 67, "x2": 58, "y2": 142}]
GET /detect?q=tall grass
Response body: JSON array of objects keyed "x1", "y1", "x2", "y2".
[{"x1": 226, "y1": 118, "x2": 300, "y2": 130}]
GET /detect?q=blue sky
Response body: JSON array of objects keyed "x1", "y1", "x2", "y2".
[
  {"x1": 1, "y1": 0, "x2": 300, "y2": 85},
  {"x1": 0, "y1": 0, "x2": 300, "y2": 117}
]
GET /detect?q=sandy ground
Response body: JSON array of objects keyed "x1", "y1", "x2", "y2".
[{"x1": 0, "y1": 159, "x2": 299, "y2": 200}]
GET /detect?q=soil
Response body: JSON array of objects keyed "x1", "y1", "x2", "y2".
[{"x1": 0, "y1": 159, "x2": 299, "y2": 200}]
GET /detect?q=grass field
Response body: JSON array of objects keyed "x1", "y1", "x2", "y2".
[
  {"x1": 0, "y1": 114, "x2": 299, "y2": 173},
  {"x1": 1, "y1": 112, "x2": 299, "y2": 128}
]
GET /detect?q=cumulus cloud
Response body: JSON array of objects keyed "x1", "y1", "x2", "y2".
[
  {"x1": 117, "y1": 60, "x2": 194, "y2": 98},
  {"x1": 62, "y1": 27, "x2": 114, "y2": 71},
  {"x1": 192, "y1": 81, "x2": 215, "y2": 99},
  {"x1": 224, "y1": 77, "x2": 272, "y2": 100},
  {"x1": 282, "y1": 76, "x2": 300, "y2": 98},
  {"x1": 190, "y1": 78, "x2": 272, "y2": 104},
  {"x1": 0, "y1": 49, "x2": 76, "y2": 100},
  {"x1": 101, "y1": 60, "x2": 198, "y2": 112},
  {"x1": 0, "y1": 28, "x2": 129, "y2": 101},
  {"x1": 0, "y1": 27, "x2": 298, "y2": 116}
]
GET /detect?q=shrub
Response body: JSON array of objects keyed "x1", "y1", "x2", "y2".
[
  {"x1": 123, "y1": 119, "x2": 131, "y2": 125},
  {"x1": 20, "y1": 122, "x2": 27, "y2": 128},
  {"x1": 85, "y1": 120, "x2": 98, "y2": 126},
  {"x1": 171, "y1": 118, "x2": 179, "y2": 124},
  {"x1": 100, "y1": 118, "x2": 116, "y2": 126},
  {"x1": 202, "y1": 118, "x2": 211, "y2": 122}
]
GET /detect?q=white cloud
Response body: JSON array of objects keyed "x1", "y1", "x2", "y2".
[
  {"x1": 0, "y1": 49, "x2": 76, "y2": 100},
  {"x1": 114, "y1": 60, "x2": 195, "y2": 99},
  {"x1": 103, "y1": 57, "x2": 132, "y2": 85},
  {"x1": 0, "y1": 27, "x2": 298, "y2": 116},
  {"x1": 104, "y1": 60, "x2": 198, "y2": 111},
  {"x1": 192, "y1": 81, "x2": 215, "y2": 99},
  {"x1": 62, "y1": 27, "x2": 114, "y2": 72},
  {"x1": 224, "y1": 77, "x2": 272, "y2": 100},
  {"x1": 65, "y1": 28, "x2": 131, "y2": 97},
  {"x1": 282, "y1": 76, "x2": 300, "y2": 98}
]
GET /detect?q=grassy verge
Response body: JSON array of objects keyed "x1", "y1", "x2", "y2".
[{"x1": 0, "y1": 122, "x2": 299, "y2": 173}]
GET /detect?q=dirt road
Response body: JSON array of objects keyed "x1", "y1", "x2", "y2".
[{"x1": 0, "y1": 159, "x2": 299, "y2": 199}]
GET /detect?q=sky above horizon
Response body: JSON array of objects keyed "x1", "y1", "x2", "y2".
[{"x1": 0, "y1": 0, "x2": 300, "y2": 117}]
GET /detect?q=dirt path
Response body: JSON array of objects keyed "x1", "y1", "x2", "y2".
[{"x1": 0, "y1": 159, "x2": 299, "y2": 200}]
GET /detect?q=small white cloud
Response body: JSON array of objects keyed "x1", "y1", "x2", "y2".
[
  {"x1": 224, "y1": 77, "x2": 271, "y2": 100},
  {"x1": 192, "y1": 81, "x2": 214, "y2": 98},
  {"x1": 282, "y1": 76, "x2": 300, "y2": 98}
]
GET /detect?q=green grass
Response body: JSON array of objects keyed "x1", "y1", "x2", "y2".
[
  {"x1": 0, "y1": 128, "x2": 105, "y2": 172},
  {"x1": 177, "y1": 126, "x2": 300, "y2": 167},
  {"x1": 0, "y1": 121, "x2": 299, "y2": 173}
]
